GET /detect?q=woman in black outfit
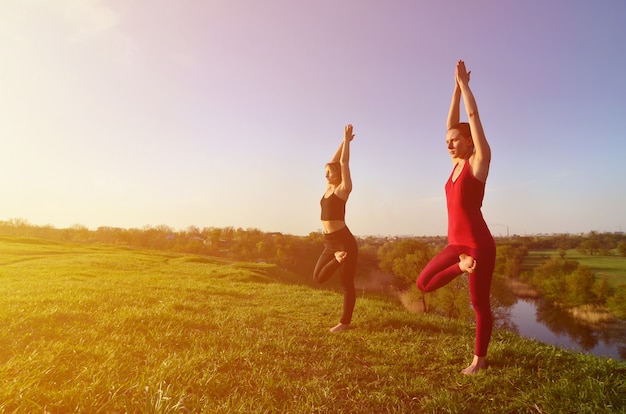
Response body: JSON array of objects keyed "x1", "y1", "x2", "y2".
[{"x1": 313, "y1": 124, "x2": 358, "y2": 333}]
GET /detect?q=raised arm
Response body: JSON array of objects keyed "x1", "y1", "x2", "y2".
[
  {"x1": 457, "y1": 60, "x2": 490, "y2": 182},
  {"x1": 447, "y1": 66, "x2": 470, "y2": 129},
  {"x1": 447, "y1": 83, "x2": 462, "y2": 130},
  {"x1": 329, "y1": 141, "x2": 343, "y2": 164},
  {"x1": 336, "y1": 124, "x2": 354, "y2": 198}
]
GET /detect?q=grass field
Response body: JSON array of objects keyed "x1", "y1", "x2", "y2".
[
  {"x1": 523, "y1": 249, "x2": 626, "y2": 287},
  {"x1": 0, "y1": 236, "x2": 624, "y2": 413}
]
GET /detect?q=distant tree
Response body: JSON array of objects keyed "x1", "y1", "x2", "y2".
[
  {"x1": 185, "y1": 225, "x2": 201, "y2": 238},
  {"x1": 494, "y1": 244, "x2": 512, "y2": 276},
  {"x1": 185, "y1": 238, "x2": 205, "y2": 255},
  {"x1": 606, "y1": 285, "x2": 626, "y2": 319},
  {"x1": 377, "y1": 239, "x2": 432, "y2": 287},
  {"x1": 593, "y1": 278, "x2": 613, "y2": 306},
  {"x1": 617, "y1": 241, "x2": 626, "y2": 257},
  {"x1": 66, "y1": 224, "x2": 91, "y2": 243},
  {"x1": 495, "y1": 243, "x2": 527, "y2": 278},
  {"x1": 95, "y1": 226, "x2": 127, "y2": 245},
  {"x1": 532, "y1": 257, "x2": 579, "y2": 303},
  {"x1": 577, "y1": 231, "x2": 603, "y2": 256},
  {"x1": 306, "y1": 231, "x2": 324, "y2": 245},
  {"x1": 142, "y1": 225, "x2": 174, "y2": 250},
  {"x1": 391, "y1": 251, "x2": 431, "y2": 288},
  {"x1": 221, "y1": 227, "x2": 236, "y2": 242},
  {"x1": 357, "y1": 241, "x2": 379, "y2": 269},
  {"x1": 427, "y1": 276, "x2": 473, "y2": 321},
  {"x1": 564, "y1": 266, "x2": 596, "y2": 307},
  {"x1": 354, "y1": 242, "x2": 380, "y2": 281},
  {"x1": 8, "y1": 217, "x2": 30, "y2": 229},
  {"x1": 552, "y1": 234, "x2": 580, "y2": 250},
  {"x1": 33, "y1": 224, "x2": 60, "y2": 241},
  {"x1": 203, "y1": 227, "x2": 223, "y2": 244},
  {"x1": 587, "y1": 231, "x2": 617, "y2": 255}
]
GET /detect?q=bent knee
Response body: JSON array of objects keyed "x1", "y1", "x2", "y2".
[{"x1": 416, "y1": 279, "x2": 431, "y2": 293}]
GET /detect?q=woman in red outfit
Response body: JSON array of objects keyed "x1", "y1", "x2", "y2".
[{"x1": 416, "y1": 61, "x2": 496, "y2": 374}]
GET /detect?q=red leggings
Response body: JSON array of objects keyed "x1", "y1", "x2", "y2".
[{"x1": 416, "y1": 244, "x2": 496, "y2": 357}]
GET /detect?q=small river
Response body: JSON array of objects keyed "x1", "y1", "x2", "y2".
[{"x1": 507, "y1": 298, "x2": 626, "y2": 361}]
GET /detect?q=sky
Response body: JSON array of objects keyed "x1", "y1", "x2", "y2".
[{"x1": 1, "y1": 0, "x2": 625, "y2": 237}]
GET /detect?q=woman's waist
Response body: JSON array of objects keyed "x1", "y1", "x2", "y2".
[
  {"x1": 321, "y1": 220, "x2": 346, "y2": 234},
  {"x1": 448, "y1": 229, "x2": 494, "y2": 247}
]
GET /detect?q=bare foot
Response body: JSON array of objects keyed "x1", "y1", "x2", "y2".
[
  {"x1": 459, "y1": 254, "x2": 476, "y2": 274},
  {"x1": 461, "y1": 355, "x2": 487, "y2": 375},
  {"x1": 329, "y1": 323, "x2": 350, "y2": 333},
  {"x1": 334, "y1": 251, "x2": 348, "y2": 263}
]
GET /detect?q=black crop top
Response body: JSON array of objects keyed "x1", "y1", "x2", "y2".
[{"x1": 320, "y1": 193, "x2": 346, "y2": 221}]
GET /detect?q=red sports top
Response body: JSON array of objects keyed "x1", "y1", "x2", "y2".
[{"x1": 445, "y1": 161, "x2": 494, "y2": 248}]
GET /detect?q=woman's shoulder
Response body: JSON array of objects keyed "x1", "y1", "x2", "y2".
[
  {"x1": 334, "y1": 187, "x2": 350, "y2": 202},
  {"x1": 468, "y1": 155, "x2": 489, "y2": 183}
]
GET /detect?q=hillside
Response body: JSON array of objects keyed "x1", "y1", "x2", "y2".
[{"x1": 0, "y1": 236, "x2": 624, "y2": 413}]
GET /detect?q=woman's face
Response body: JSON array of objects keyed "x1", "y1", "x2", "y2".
[
  {"x1": 325, "y1": 164, "x2": 341, "y2": 185},
  {"x1": 446, "y1": 129, "x2": 473, "y2": 159}
]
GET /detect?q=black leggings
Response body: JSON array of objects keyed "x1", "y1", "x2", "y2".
[{"x1": 313, "y1": 227, "x2": 358, "y2": 325}]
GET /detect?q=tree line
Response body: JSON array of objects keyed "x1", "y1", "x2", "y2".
[
  {"x1": 2, "y1": 219, "x2": 624, "y2": 320},
  {"x1": 488, "y1": 235, "x2": 626, "y2": 320}
]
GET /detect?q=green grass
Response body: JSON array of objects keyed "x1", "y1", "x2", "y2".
[
  {"x1": 524, "y1": 249, "x2": 626, "y2": 286},
  {"x1": 0, "y1": 236, "x2": 624, "y2": 413}
]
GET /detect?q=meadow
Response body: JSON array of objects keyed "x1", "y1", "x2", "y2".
[
  {"x1": 523, "y1": 249, "x2": 626, "y2": 287},
  {"x1": 0, "y1": 236, "x2": 624, "y2": 413}
]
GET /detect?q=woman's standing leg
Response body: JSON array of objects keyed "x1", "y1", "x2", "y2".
[
  {"x1": 468, "y1": 245, "x2": 496, "y2": 358},
  {"x1": 338, "y1": 233, "x2": 358, "y2": 325}
]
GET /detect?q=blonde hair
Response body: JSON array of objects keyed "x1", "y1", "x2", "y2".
[
  {"x1": 448, "y1": 122, "x2": 471, "y2": 138},
  {"x1": 325, "y1": 162, "x2": 341, "y2": 180}
]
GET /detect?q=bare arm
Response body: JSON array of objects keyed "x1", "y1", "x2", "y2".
[
  {"x1": 336, "y1": 124, "x2": 354, "y2": 198},
  {"x1": 447, "y1": 84, "x2": 461, "y2": 130},
  {"x1": 447, "y1": 67, "x2": 470, "y2": 129},
  {"x1": 329, "y1": 141, "x2": 343, "y2": 163},
  {"x1": 457, "y1": 61, "x2": 490, "y2": 182}
]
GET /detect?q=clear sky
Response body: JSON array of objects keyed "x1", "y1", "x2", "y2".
[{"x1": 1, "y1": 0, "x2": 625, "y2": 237}]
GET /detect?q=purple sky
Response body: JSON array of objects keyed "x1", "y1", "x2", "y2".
[{"x1": 1, "y1": 0, "x2": 625, "y2": 236}]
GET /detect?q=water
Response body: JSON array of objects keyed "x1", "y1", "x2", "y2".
[{"x1": 508, "y1": 298, "x2": 626, "y2": 360}]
